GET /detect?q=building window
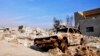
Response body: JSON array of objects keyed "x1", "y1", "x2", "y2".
[{"x1": 86, "y1": 27, "x2": 94, "y2": 32}]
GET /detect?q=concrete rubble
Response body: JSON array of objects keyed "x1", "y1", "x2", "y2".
[
  {"x1": 0, "y1": 26, "x2": 51, "y2": 47},
  {"x1": 48, "y1": 34, "x2": 100, "y2": 56},
  {"x1": 0, "y1": 26, "x2": 100, "y2": 56}
]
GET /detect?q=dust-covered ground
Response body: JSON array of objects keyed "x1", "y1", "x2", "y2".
[
  {"x1": 0, "y1": 27, "x2": 100, "y2": 56},
  {"x1": 0, "y1": 40, "x2": 49, "y2": 56}
]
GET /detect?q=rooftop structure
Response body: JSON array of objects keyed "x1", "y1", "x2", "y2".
[{"x1": 74, "y1": 8, "x2": 100, "y2": 36}]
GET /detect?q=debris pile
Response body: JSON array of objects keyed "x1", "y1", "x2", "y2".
[
  {"x1": 48, "y1": 34, "x2": 100, "y2": 56},
  {"x1": 33, "y1": 27, "x2": 100, "y2": 56},
  {"x1": 0, "y1": 26, "x2": 100, "y2": 56},
  {"x1": 0, "y1": 26, "x2": 51, "y2": 47}
]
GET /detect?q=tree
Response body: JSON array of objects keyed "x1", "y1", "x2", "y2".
[
  {"x1": 18, "y1": 25, "x2": 24, "y2": 33},
  {"x1": 53, "y1": 17, "x2": 61, "y2": 32},
  {"x1": 18, "y1": 25, "x2": 23, "y2": 30},
  {"x1": 66, "y1": 16, "x2": 74, "y2": 26}
]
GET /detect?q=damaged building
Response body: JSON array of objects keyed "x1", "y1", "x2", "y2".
[{"x1": 74, "y1": 8, "x2": 100, "y2": 36}]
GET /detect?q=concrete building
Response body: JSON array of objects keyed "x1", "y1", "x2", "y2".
[{"x1": 74, "y1": 8, "x2": 100, "y2": 36}]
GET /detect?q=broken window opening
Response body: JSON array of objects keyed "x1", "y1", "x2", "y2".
[{"x1": 86, "y1": 27, "x2": 94, "y2": 32}]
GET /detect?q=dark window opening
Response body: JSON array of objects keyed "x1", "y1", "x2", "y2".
[
  {"x1": 86, "y1": 27, "x2": 94, "y2": 32},
  {"x1": 69, "y1": 28, "x2": 74, "y2": 33}
]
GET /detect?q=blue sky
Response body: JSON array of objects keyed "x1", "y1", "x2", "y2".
[{"x1": 0, "y1": 0, "x2": 100, "y2": 28}]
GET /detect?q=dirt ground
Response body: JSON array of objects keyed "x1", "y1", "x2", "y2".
[{"x1": 0, "y1": 40, "x2": 49, "y2": 56}]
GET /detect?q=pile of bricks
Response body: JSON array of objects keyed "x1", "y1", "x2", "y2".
[
  {"x1": 49, "y1": 45, "x2": 100, "y2": 56},
  {"x1": 48, "y1": 34, "x2": 100, "y2": 56}
]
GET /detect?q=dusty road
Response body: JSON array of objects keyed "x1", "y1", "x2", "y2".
[{"x1": 0, "y1": 41, "x2": 49, "y2": 56}]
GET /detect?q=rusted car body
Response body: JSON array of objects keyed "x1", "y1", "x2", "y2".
[{"x1": 34, "y1": 28, "x2": 83, "y2": 52}]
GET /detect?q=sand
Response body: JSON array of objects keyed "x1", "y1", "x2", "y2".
[{"x1": 0, "y1": 40, "x2": 49, "y2": 56}]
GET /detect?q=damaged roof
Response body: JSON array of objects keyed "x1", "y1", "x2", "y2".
[{"x1": 83, "y1": 8, "x2": 100, "y2": 17}]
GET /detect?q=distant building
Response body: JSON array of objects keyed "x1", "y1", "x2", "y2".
[{"x1": 74, "y1": 8, "x2": 100, "y2": 36}]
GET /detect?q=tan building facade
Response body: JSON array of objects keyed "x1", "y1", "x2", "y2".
[{"x1": 74, "y1": 8, "x2": 100, "y2": 36}]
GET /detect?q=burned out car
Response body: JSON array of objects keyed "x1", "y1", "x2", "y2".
[{"x1": 34, "y1": 28, "x2": 84, "y2": 52}]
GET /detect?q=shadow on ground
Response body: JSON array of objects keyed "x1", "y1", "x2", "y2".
[{"x1": 30, "y1": 45, "x2": 49, "y2": 52}]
